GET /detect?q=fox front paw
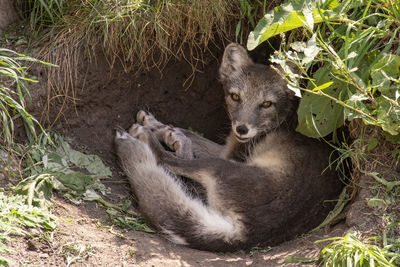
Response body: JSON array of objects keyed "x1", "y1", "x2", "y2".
[
  {"x1": 128, "y1": 123, "x2": 150, "y2": 144},
  {"x1": 164, "y1": 128, "x2": 193, "y2": 159},
  {"x1": 136, "y1": 110, "x2": 163, "y2": 128},
  {"x1": 136, "y1": 110, "x2": 173, "y2": 140}
]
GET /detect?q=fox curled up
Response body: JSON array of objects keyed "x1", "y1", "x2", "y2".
[{"x1": 115, "y1": 43, "x2": 342, "y2": 252}]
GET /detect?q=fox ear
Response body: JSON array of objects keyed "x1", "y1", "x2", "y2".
[{"x1": 219, "y1": 43, "x2": 253, "y2": 82}]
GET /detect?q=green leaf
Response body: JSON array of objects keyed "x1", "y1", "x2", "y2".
[
  {"x1": 247, "y1": 0, "x2": 341, "y2": 50},
  {"x1": 344, "y1": 93, "x2": 373, "y2": 123},
  {"x1": 367, "y1": 198, "x2": 386, "y2": 208},
  {"x1": 367, "y1": 138, "x2": 379, "y2": 152},
  {"x1": 14, "y1": 173, "x2": 55, "y2": 207},
  {"x1": 303, "y1": 32, "x2": 321, "y2": 64},
  {"x1": 374, "y1": 96, "x2": 400, "y2": 135},
  {"x1": 55, "y1": 172, "x2": 94, "y2": 193},
  {"x1": 371, "y1": 54, "x2": 400, "y2": 95},
  {"x1": 57, "y1": 137, "x2": 112, "y2": 177},
  {"x1": 296, "y1": 67, "x2": 345, "y2": 137},
  {"x1": 235, "y1": 20, "x2": 242, "y2": 41},
  {"x1": 289, "y1": 32, "x2": 322, "y2": 65},
  {"x1": 367, "y1": 172, "x2": 400, "y2": 192},
  {"x1": 106, "y1": 208, "x2": 155, "y2": 233},
  {"x1": 383, "y1": 132, "x2": 400, "y2": 144},
  {"x1": 312, "y1": 81, "x2": 333, "y2": 91}
]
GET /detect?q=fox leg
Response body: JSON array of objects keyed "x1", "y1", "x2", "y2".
[
  {"x1": 115, "y1": 127, "x2": 245, "y2": 251},
  {"x1": 136, "y1": 110, "x2": 222, "y2": 158}
]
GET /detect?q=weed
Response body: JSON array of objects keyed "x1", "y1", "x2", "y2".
[
  {"x1": 311, "y1": 186, "x2": 350, "y2": 233},
  {"x1": 317, "y1": 232, "x2": 400, "y2": 266},
  {"x1": 15, "y1": 131, "x2": 152, "y2": 232},
  {"x1": 248, "y1": 0, "x2": 400, "y2": 141},
  {"x1": 284, "y1": 256, "x2": 318, "y2": 263},
  {"x1": 0, "y1": 129, "x2": 152, "y2": 264},
  {"x1": 248, "y1": 246, "x2": 272, "y2": 256},
  {"x1": 0, "y1": 191, "x2": 57, "y2": 266},
  {"x1": 248, "y1": 1, "x2": 400, "y2": 264},
  {"x1": 236, "y1": 0, "x2": 277, "y2": 44},
  {"x1": 106, "y1": 207, "x2": 154, "y2": 233},
  {"x1": 13, "y1": 132, "x2": 111, "y2": 206},
  {"x1": 0, "y1": 48, "x2": 51, "y2": 145},
  {"x1": 0, "y1": 48, "x2": 54, "y2": 266},
  {"x1": 0, "y1": 45, "x2": 150, "y2": 264},
  {"x1": 62, "y1": 243, "x2": 95, "y2": 267}
]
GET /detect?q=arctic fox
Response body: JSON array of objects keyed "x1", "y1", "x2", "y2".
[{"x1": 115, "y1": 43, "x2": 342, "y2": 252}]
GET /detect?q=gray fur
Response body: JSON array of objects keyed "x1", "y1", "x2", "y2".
[{"x1": 115, "y1": 43, "x2": 342, "y2": 252}]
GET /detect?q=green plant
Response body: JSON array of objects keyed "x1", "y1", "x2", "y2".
[
  {"x1": 0, "y1": 48, "x2": 51, "y2": 145},
  {"x1": 106, "y1": 207, "x2": 154, "y2": 233},
  {"x1": 14, "y1": 132, "x2": 112, "y2": 206},
  {"x1": 317, "y1": 232, "x2": 400, "y2": 266},
  {"x1": 236, "y1": 0, "x2": 272, "y2": 44},
  {"x1": 62, "y1": 243, "x2": 95, "y2": 267},
  {"x1": 19, "y1": 0, "x2": 66, "y2": 31},
  {"x1": 0, "y1": 47, "x2": 55, "y2": 266},
  {"x1": 0, "y1": 191, "x2": 58, "y2": 266},
  {"x1": 15, "y1": 131, "x2": 149, "y2": 230},
  {"x1": 248, "y1": 3, "x2": 400, "y2": 264},
  {"x1": 0, "y1": 129, "x2": 151, "y2": 264},
  {"x1": 248, "y1": 0, "x2": 400, "y2": 141}
]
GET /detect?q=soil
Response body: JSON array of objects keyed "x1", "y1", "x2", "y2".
[
  {"x1": 5, "y1": 195, "x2": 347, "y2": 267},
  {"x1": 3, "y1": 37, "x2": 352, "y2": 266},
  {"x1": 27, "y1": 43, "x2": 231, "y2": 167}
]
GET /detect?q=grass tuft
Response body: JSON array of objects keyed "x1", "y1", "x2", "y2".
[
  {"x1": 317, "y1": 232, "x2": 400, "y2": 267},
  {"x1": 0, "y1": 48, "x2": 51, "y2": 145},
  {"x1": 15, "y1": 0, "x2": 242, "y2": 125}
]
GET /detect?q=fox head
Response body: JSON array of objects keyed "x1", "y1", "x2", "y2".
[{"x1": 219, "y1": 43, "x2": 297, "y2": 143}]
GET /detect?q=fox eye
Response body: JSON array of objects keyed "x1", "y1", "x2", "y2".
[
  {"x1": 230, "y1": 93, "x2": 240, "y2": 102},
  {"x1": 261, "y1": 101, "x2": 272, "y2": 108}
]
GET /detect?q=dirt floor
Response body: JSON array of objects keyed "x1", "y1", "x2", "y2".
[
  {"x1": 5, "y1": 195, "x2": 348, "y2": 266},
  {"x1": 2, "y1": 40, "x2": 353, "y2": 266}
]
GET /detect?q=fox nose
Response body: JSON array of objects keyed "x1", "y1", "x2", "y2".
[{"x1": 236, "y1": 125, "x2": 249, "y2": 135}]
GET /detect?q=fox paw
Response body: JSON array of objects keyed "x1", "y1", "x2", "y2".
[
  {"x1": 128, "y1": 123, "x2": 150, "y2": 144},
  {"x1": 136, "y1": 110, "x2": 164, "y2": 127},
  {"x1": 137, "y1": 110, "x2": 172, "y2": 138},
  {"x1": 164, "y1": 128, "x2": 193, "y2": 159}
]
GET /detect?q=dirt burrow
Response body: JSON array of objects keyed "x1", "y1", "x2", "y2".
[{"x1": 6, "y1": 42, "x2": 353, "y2": 266}]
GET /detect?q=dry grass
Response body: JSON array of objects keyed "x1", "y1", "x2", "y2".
[{"x1": 17, "y1": 0, "x2": 240, "y2": 125}]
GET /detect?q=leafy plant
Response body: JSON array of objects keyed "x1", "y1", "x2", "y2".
[
  {"x1": 62, "y1": 243, "x2": 95, "y2": 267},
  {"x1": 106, "y1": 207, "x2": 154, "y2": 233},
  {"x1": 317, "y1": 232, "x2": 400, "y2": 266},
  {"x1": 248, "y1": 0, "x2": 400, "y2": 141},
  {"x1": 14, "y1": 132, "x2": 112, "y2": 206},
  {"x1": 0, "y1": 128, "x2": 152, "y2": 264},
  {"x1": 0, "y1": 191, "x2": 58, "y2": 266},
  {"x1": 0, "y1": 47, "x2": 56, "y2": 266},
  {"x1": 248, "y1": 4, "x2": 400, "y2": 265},
  {"x1": 14, "y1": 132, "x2": 151, "y2": 233}
]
